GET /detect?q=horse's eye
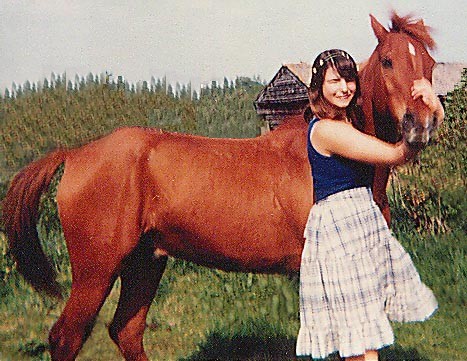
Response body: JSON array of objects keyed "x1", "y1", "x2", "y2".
[{"x1": 382, "y1": 57, "x2": 393, "y2": 69}]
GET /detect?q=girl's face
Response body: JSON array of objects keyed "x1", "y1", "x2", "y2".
[{"x1": 322, "y1": 66, "x2": 356, "y2": 109}]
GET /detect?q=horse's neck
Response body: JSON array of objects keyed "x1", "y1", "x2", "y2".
[
  {"x1": 359, "y1": 54, "x2": 393, "y2": 138},
  {"x1": 372, "y1": 107, "x2": 400, "y2": 143}
]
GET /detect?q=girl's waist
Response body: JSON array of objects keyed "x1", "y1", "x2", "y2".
[{"x1": 315, "y1": 186, "x2": 373, "y2": 205}]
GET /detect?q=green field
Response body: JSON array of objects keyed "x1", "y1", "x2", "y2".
[{"x1": 0, "y1": 72, "x2": 465, "y2": 360}]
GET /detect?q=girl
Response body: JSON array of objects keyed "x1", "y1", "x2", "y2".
[{"x1": 296, "y1": 49, "x2": 442, "y2": 361}]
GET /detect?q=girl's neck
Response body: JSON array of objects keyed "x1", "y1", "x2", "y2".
[{"x1": 323, "y1": 98, "x2": 348, "y2": 121}]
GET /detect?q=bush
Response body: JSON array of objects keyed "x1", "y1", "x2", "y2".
[{"x1": 389, "y1": 69, "x2": 467, "y2": 235}]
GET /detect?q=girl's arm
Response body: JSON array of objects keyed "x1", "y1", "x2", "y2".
[
  {"x1": 311, "y1": 78, "x2": 442, "y2": 166},
  {"x1": 312, "y1": 120, "x2": 418, "y2": 166}
]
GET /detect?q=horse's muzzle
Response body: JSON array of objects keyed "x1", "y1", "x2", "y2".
[{"x1": 402, "y1": 112, "x2": 439, "y2": 146}]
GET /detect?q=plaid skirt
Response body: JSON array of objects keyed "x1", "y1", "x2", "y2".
[{"x1": 296, "y1": 187, "x2": 437, "y2": 359}]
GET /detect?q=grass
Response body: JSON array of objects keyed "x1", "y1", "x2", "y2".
[
  {"x1": 1, "y1": 226, "x2": 465, "y2": 360},
  {"x1": 1, "y1": 151, "x2": 465, "y2": 361}
]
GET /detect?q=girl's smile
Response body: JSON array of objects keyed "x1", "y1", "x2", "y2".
[{"x1": 322, "y1": 67, "x2": 356, "y2": 109}]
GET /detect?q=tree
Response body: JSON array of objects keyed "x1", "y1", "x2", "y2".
[
  {"x1": 155, "y1": 78, "x2": 163, "y2": 93},
  {"x1": 23, "y1": 80, "x2": 32, "y2": 94},
  {"x1": 67, "y1": 80, "x2": 74, "y2": 92},
  {"x1": 187, "y1": 82, "x2": 192, "y2": 100},
  {"x1": 180, "y1": 83, "x2": 189, "y2": 99},
  {"x1": 162, "y1": 76, "x2": 167, "y2": 94},
  {"x1": 117, "y1": 76, "x2": 124, "y2": 90},
  {"x1": 86, "y1": 72, "x2": 95, "y2": 85},
  {"x1": 15, "y1": 85, "x2": 23, "y2": 97},
  {"x1": 223, "y1": 77, "x2": 229, "y2": 94},
  {"x1": 167, "y1": 84, "x2": 174, "y2": 98},
  {"x1": 235, "y1": 76, "x2": 263, "y2": 93},
  {"x1": 175, "y1": 82, "x2": 181, "y2": 99}
]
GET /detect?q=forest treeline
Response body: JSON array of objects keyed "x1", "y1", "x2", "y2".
[{"x1": 0, "y1": 72, "x2": 265, "y2": 183}]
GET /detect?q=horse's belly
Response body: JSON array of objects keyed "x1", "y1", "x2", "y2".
[{"x1": 154, "y1": 222, "x2": 303, "y2": 274}]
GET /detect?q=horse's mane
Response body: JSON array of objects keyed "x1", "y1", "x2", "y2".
[{"x1": 389, "y1": 11, "x2": 436, "y2": 50}]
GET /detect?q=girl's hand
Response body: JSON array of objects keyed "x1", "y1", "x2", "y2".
[
  {"x1": 398, "y1": 139, "x2": 423, "y2": 163},
  {"x1": 411, "y1": 78, "x2": 441, "y2": 113}
]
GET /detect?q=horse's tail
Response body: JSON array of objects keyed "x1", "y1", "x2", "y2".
[{"x1": 2, "y1": 149, "x2": 69, "y2": 299}]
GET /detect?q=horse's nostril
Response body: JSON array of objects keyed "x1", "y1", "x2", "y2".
[
  {"x1": 402, "y1": 112, "x2": 431, "y2": 146},
  {"x1": 402, "y1": 113, "x2": 415, "y2": 131}
]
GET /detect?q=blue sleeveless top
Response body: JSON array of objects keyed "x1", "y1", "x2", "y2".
[{"x1": 307, "y1": 117, "x2": 374, "y2": 202}]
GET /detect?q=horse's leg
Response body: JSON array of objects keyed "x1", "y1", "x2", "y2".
[
  {"x1": 372, "y1": 166, "x2": 391, "y2": 226},
  {"x1": 109, "y1": 236, "x2": 168, "y2": 361},
  {"x1": 48, "y1": 258, "x2": 117, "y2": 361},
  {"x1": 48, "y1": 224, "x2": 138, "y2": 360}
]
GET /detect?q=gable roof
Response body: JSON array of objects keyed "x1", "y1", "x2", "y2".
[{"x1": 254, "y1": 62, "x2": 311, "y2": 116}]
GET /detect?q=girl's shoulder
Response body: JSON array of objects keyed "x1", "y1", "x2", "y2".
[{"x1": 313, "y1": 118, "x2": 352, "y2": 134}]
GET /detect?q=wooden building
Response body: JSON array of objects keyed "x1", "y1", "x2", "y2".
[
  {"x1": 254, "y1": 62, "x2": 312, "y2": 131},
  {"x1": 256, "y1": 62, "x2": 466, "y2": 131}
]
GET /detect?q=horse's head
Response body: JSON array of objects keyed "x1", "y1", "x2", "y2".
[{"x1": 361, "y1": 12, "x2": 442, "y2": 146}]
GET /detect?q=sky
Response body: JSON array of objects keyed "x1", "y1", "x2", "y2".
[{"x1": 1, "y1": 0, "x2": 465, "y2": 93}]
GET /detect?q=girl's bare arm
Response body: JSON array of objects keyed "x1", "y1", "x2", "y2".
[{"x1": 312, "y1": 120, "x2": 418, "y2": 166}]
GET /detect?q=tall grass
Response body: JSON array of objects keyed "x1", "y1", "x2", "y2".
[{"x1": 0, "y1": 71, "x2": 466, "y2": 360}]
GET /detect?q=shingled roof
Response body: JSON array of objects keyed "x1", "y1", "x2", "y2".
[{"x1": 254, "y1": 62, "x2": 311, "y2": 115}]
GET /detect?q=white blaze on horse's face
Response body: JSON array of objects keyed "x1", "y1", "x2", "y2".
[
  {"x1": 407, "y1": 42, "x2": 417, "y2": 72},
  {"x1": 408, "y1": 42, "x2": 416, "y2": 57},
  {"x1": 402, "y1": 40, "x2": 440, "y2": 145},
  {"x1": 403, "y1": 40, "x2": 430, "y2": 144}
]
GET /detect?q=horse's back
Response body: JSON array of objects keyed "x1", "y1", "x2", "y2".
[{"x1": 57, "y1": 127, "x2": 151, "y2": 200}]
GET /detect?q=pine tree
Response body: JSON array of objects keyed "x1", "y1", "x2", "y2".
[
  {"x1": 167, "y1": 84, "x2": 174, "y2": 98},
  {"x1": 187, "y1": 82, "x2": 192, "y2": 99},
  {"x1": 223, "y1": 77, "x2": 229, "y2": 94}
]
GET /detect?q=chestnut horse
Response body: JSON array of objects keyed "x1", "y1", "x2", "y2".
[
  {"x1": 360, "y1": 12, "x2": 440, "y2": 222},
  {"x1": 2, "y1": 12, "x2": 441, "y2": 361}
]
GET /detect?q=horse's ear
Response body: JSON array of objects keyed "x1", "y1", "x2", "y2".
[{"x1": 370, "y1": 14, "x2": 388, "y2": 43}]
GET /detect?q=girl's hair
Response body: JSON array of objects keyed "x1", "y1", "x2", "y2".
[{"x1": 309, "y1": 49, "x2": 365, "y2": 129}]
